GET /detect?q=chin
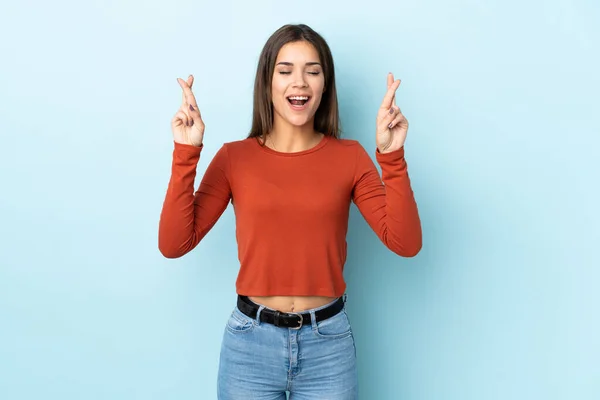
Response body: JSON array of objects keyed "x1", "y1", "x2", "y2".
[
  {"x1": 287, "y1": 109, "x2": 317, "y2": 125},
  {"x1": 273, "y1": 103, "x2": 317, "y2": 129},
  {"x1": 287, "y1": 117, "x2": 314, "y2": 128}
]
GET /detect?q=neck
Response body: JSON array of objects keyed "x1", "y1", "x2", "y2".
[{"x1": 267, "y1": 116, "x2": 322, "y2": 153}]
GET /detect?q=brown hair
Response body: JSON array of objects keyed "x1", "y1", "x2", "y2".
[{"x1": 247, "y1": 24, "x2": 340, "y2": 140}]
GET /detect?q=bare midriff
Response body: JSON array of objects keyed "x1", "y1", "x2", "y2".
[{"x1": 248, "y1": 295, "x2": 338, "y2": 313}]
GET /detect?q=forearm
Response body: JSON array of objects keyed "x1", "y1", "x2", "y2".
[
  {"x1": 158, "y1": 142, "x2": 203, "y2": 258},
  {"x1": 376, "y1": 147, "x2": 422, "y2": 257}
]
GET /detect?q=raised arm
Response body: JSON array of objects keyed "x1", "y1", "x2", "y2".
[
  {"x1": 352, "y1": 144, "x2": 422, "y2": 257},
  {"x1": 158, "y1": 75, "x2": 231, "y2": 258},
  {"x1": 351, "y1": 72, "x2": 422, "y2": 257},
  {"x1": 158, "y1": 143, "x2": 231, "y2": 258}
]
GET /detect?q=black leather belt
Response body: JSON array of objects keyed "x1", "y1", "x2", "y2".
[{"x1": 237, "y1": 295, "x2": 345, "y2": 329}]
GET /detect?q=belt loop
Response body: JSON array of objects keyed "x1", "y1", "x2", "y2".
[
  {"x1": 309, "y1": 310, "x2": 318, "y2": 328},
  {"x1": 255, "y1": 305, "x2": 265, "y2": 325},
  {"x1": 343, "y1": 293, "x2": 347, "y2": 304}
]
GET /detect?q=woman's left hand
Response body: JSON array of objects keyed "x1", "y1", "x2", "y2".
[{"x1": 376, "y1": 73, "x2": 409, "y2": 153}]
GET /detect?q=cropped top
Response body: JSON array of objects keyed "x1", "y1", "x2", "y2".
[{"x1": 158, "y1": 135, "x2": 422, "y2": 297}]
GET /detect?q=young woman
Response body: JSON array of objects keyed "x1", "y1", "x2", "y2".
[{"x1": 158, "y1": 24, "x2": 422, "y2": 399}]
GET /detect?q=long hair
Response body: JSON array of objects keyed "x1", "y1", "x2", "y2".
[{"x1": 247, "y1": 24, "x2": 340, "y2": 140}]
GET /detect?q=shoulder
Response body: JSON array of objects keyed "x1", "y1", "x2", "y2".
[
  {"x1": 331, "y1": 137, "x2": 360, "y2": 147},
  {"x1": 222, "y1": 137, "x2": 256, "y2": 150},
  {"x1": 212, "y1": 137, "x2": 257, "y2": 157},
  {"x1": 327, "y1": 137, "x2": 370, "y2": 159}
]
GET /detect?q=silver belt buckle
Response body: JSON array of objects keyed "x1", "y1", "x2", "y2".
[{"x1": 288, "y1": 312, "x2": 303, "y2": 329}]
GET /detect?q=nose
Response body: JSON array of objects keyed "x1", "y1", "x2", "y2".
[{"x1": 292, "y1": 71, "x2": 308, "y2": 88}]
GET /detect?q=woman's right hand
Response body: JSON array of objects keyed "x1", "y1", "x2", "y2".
[{"x1": 171, "y1": 75, "x2": 205, "y2": 147}]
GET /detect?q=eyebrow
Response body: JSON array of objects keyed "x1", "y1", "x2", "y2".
[{"x1": 276, "y1": 62, "x2": 322, "y2": 67}]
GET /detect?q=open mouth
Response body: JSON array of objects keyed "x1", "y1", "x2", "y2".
[{"x1": 287, "y1": 95, "x2": 310, "y2": 108}]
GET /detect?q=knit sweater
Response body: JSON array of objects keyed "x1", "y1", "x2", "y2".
[{"x1": 158, "y1": 135, "x2": 422, "y2": 297}]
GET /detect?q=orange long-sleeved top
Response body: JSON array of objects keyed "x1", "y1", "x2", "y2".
[{"x1": 158, "y1": 135, "x2": 422, "y2": 297}]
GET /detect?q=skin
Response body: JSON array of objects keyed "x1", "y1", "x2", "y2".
[
  {"x1": 172, "y1": 41, "x2": 409, "y2": 313},
  {"x1": 262, "y1": 40, "x2": 326, "y2": 153}
]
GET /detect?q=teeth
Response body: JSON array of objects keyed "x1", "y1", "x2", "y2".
[{"x1": 288, "y1": 96, "x2": 309, "y2": 100}]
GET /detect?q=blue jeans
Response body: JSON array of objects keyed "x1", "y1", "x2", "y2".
[{"x1": 217, "y1": 296, "x2": 358, "y2": 399}]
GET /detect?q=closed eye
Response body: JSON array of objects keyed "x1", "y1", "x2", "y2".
[{"x1": 278, "y1": 71, "x2": 321, "y2": 75}]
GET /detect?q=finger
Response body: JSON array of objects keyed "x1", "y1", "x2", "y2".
[
  {"x1": 182, "y1": 104, "x2": 196, "y2": 126},
  {"x1": 181, "y1": 80, "x2": 187, "y2": 107},
  {"x1": 180, "y1": 76, "x2": 195, "y2": 109},
  {"x1": 378, "y1": 105, "x2": 396, "y2": 130},
  {"x1": 380, "y1": 79, "x2": 401, "y2": 110},
  {"x1": 181, "y1": 109, "x2": 192, "y2": 126},
  {"x1": 172, "y1": 110, "x2": 190, "y2": 127},
  {"x1": 389, "y1": 73, "x2": 398, "y2": 107},
  {"x1": 388, "y1": 112, "x2": 407, "y2": 129},
  {"x1": 179, "y1": 76, "x2": 194, "y2": 106},
  {"x1": 178, "y1": 77, "x2": 199, "y2": 108},
  {"x1": 384, "y1": 105, "x2": 399, "y2": 122},
  {"x1": 188, "y1": 102, "x2": 203, "y2": 126},
  {"x1": 181, "y1": 110, "x2": 192, "y2": 126},
  {"x1": 185, "y1": 76, "x2": 203, "y2": 124}
]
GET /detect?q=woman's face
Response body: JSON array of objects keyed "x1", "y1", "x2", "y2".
[{"x1": 271, "y1": 41, "x2": 325, "y2": 130}]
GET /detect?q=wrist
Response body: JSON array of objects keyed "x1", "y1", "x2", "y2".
[
  {"x1": 377, "y1": 145, "x2": 401, "y2": 154},
  {"x1": 174, "y1": 140, "x2": 203, "y2": 148},
  {"x1": 376, "y1": 145, "x2": 405, "y2": 160},
  {"x1": 174, "y1": 140, "x2": 203, "y2": 153}
]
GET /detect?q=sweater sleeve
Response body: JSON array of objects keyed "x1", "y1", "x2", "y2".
[
  {"x1": 158, "y1": 141, "x2": 232, "y2": 258},
  {"x1": 351, "y1": 143, "x2": 422, "y2": 257}
]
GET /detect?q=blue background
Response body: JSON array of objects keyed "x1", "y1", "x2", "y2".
[{"x1": 1, "y1": 1, "x2": 598, "y2": 399}]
